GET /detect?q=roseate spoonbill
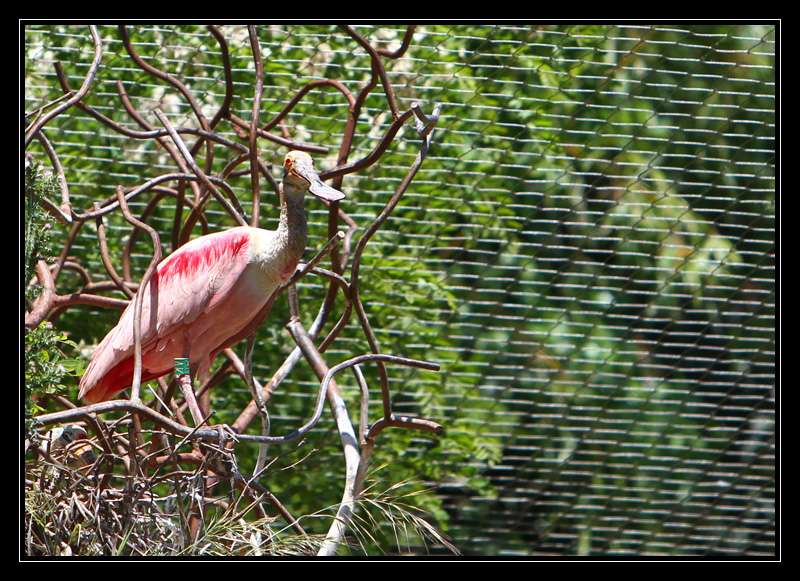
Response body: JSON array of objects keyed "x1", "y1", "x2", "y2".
[{"x1": 78, "y1": 151, "x2": 345, "y2": 415}]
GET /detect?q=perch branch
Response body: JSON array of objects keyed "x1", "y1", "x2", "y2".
[{"x1": 285, "y1": 318, "x2": 358, "y2": 556}]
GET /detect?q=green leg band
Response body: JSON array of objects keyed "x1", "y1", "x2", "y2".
[{"x1": 174, "y1": 357, "x2": 190, "y2": 375}]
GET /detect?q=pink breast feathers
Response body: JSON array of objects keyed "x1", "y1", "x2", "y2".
[{"x1": 158, "y1": 229, "x2": 250, "y2": 284}]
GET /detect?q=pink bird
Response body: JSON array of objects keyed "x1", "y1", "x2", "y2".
[{"x1": 78, "y1": 151, "x2": 345, "y2": 408}]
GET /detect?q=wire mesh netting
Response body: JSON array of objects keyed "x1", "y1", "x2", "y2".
[{"x1": 24, "y1": 24, "x2": 776, "y2": 557}]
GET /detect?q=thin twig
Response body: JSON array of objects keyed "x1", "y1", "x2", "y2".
[{"x1": 95, "y1": 204, "x2": 135, "y2": 299}]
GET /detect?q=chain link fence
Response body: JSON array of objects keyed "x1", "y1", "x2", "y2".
[{"x1": 24, "y1": 24, "x2": 776, "y2": 556}]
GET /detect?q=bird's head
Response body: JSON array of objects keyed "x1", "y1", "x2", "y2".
[{"x1": 283, "y1": 151, "x2": 345, "y2": 202}]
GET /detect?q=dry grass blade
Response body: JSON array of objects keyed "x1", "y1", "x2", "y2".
[
  {"x1": 181, "y1": 501, "x2": 327, "y2": 556},
  {"x1": 355, "y1": 478, "x2": 460, "y2": 556}
]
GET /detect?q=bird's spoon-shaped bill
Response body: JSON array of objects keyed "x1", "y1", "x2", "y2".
[
  {"x1": 308, "y1": 177, "x2": 346, "y2": 202},
  {"x1": 289, "y1": 163, "x2": 346, "y2": 201}
]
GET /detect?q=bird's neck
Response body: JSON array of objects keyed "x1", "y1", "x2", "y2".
[{"x1": 277, "y1": 188, "x2": 307, "y2": 262}]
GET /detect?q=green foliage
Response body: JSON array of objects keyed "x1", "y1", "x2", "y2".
[
  {"x1": 24, "y1": 161, "x2": 84, "y2": 430},
  {"x1": 25, "y1": 324, "x2": 83, "y2": 422},
  {"x1": 24, "y1": 160, "x2": 56, "y2": 302}
]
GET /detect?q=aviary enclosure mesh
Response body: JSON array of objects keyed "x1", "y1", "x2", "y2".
[{"x1": 24, "y1": 24, "x2": 776, "y2": 556}]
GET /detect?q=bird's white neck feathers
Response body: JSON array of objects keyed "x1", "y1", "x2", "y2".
[{"x1": 248, "y1": 187, "x2": 307, "y2": 271}]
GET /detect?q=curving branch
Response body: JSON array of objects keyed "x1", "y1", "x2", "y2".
[
  {"x1": 95, "y1": 204, "x2": 134, "y2": 299},
  {"x1": 121, "y1": 187, "x2": 208, "y2": 281},
  {"x1": 25, "y1": 25, "x2": 102, "y2": 148},
  {"x1": 33, "y1": 130, "x2": 72, "y2": 223},
  {"x1": 339, "y1": 25, "x2": 400, "y2": 120},
  {"x1": 115, "y1": 187, "x2": 163, "y2": 403},
  {"x1": 118, "y1": 24, "x2": 216, "y2": 174},
  {"x1": 260, "y1": 79, "x2": 356, "y2": 133},
  {"x1": 377, "y1": 25, "x2": 417, "y2": 59},
  {"x1": 319, "y1": 108, "x2": 415, "y2": 182},
  {"x1": 71, "y1": 173, "x2": 243, "y2": 223}
]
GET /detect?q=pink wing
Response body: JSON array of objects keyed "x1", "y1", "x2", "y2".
[{"x1": 79, "y1": 226, "x2": 254, "y2": 402}]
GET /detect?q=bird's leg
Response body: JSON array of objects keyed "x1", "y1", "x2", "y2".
[{"x1": 175, "y1": 357, "x2": 205, "y2": 427}]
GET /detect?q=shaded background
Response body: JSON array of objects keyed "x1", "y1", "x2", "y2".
[{"x1": 24, "y1": 24, "x2": 776, "y2": 556}]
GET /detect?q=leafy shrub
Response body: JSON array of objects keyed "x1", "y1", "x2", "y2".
[{"x1": 24, "y1": 160, "x2": 83, "y2": 431}]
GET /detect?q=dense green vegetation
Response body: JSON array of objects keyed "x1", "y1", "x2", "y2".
[
  {"x1": 24, "y1": 25, "x2": 775, "y2": 556},
  {"x1": 25, "y1": 162, "x2": 83, "y2": 430}
]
